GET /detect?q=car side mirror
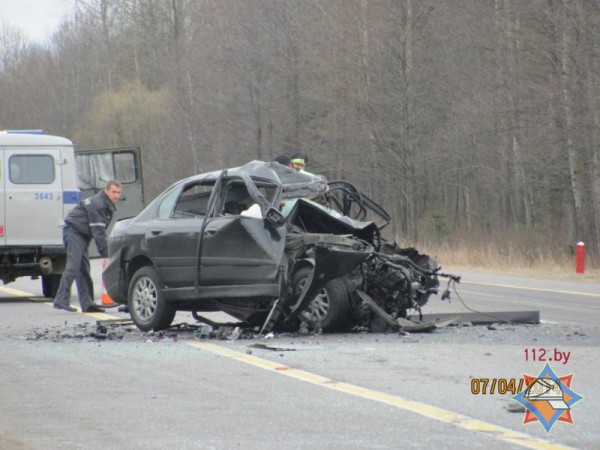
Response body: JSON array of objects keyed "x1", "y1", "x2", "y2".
[{"x1": 265, "y1": 207, "x2": 285, "y2": 228}]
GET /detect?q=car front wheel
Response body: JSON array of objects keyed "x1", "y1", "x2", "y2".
[
  {"x1": 128, "y1": 266, "x2": 175, "y2": 331},
  {"x1": 293, "y1": 267, "x2": 350, "y2": 332}
]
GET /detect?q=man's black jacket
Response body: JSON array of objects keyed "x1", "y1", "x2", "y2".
[{"x1": 64, "y1": 191, "x2": 116, "y2": 257}]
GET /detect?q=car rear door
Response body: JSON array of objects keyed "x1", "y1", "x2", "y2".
[{"x1": 144, "y1": 180, "x2": 216, "y2": 288}]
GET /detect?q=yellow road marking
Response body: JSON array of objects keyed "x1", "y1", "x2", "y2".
[
  {"x1": 0, "y1": 285, "x2": 32, "y2": 297},
  {"x1": 461, "y1": 280, "x2": 600, "y2": 298},
  {"x1": 188, "y1": 342, "x2": 574, "y2": 450},
  {"x1": 0, "y1": 285, "x2": 116, "y2": 319}
]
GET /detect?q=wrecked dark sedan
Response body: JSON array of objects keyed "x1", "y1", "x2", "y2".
[{"x1": 103, "y1": 161, "x2": 453, "y2": 332}]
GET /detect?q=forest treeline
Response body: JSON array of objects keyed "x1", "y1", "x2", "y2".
[{"x1": 1, "y1": 0, "x2": 599, "y2": 266}]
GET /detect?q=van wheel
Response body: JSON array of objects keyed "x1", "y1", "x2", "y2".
[
  {"x1": 128, "y1": 267, "x2": 175, "y2": 331},
  {"x1": 42, "y1": 274, "x2": 61, "y2": 298},
  {"x1": 293, "y1": 267, "x2": 350, "y2": 332}
]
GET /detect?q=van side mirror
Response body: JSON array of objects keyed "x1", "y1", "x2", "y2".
[{"x1": 265, "y1": 207, "x2": 285, "y2": 228}]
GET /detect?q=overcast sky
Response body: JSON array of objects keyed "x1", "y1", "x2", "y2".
[{"x1": 0, "y1": 0, "x2": 72, "y2": 44}]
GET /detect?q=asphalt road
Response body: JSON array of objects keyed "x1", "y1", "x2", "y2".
[{"x1": 1, "y1": 261, "x2": 598, "y2": 449}]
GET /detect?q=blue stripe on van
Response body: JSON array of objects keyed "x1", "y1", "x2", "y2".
[{"x1": 63, "y1": 190, "x2": 81, "y2": 204}]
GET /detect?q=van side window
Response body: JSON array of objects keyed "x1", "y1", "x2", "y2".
[
  {"x1": 9, "y1": 155, "x2": 55, "y2": 184},
  {"x1": 114, "y1": 152, "x2": 136, "y2": 183},
  {"x1": 76, "y1": 150, "x2": 138, "y2": 189}
]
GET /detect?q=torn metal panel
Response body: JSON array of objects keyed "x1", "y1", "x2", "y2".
[
  {"x1": 396, "y1": 316, "x2": 459, "y2": 332},
  {"x1": 284, "y1": 198, "x2": 379, "y2": 244},
  {"x1": 418, "y1": 311, "x2": 540, "y2": 325},
  {"x1": 355, "y1": 290, "x2": 400, "y2": 330}
]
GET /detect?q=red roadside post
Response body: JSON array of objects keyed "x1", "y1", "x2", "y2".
[{"x1": 575, "y1": 241, "x2": 585, "y2": 274}]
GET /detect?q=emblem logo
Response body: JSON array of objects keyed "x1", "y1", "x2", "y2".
[{"x1": 512, "y1": 363, "x2": 583, "y2": 432}]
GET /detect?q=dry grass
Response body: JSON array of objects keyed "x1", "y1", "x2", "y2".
[{"x1": 399, "y1": 229, "x2": 600, "y2": 282}]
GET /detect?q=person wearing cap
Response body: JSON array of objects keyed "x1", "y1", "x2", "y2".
[{"x1": 290, "y1": 152, "x2": 314, "y2": 175}]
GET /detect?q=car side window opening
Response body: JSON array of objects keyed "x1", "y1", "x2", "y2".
[
  {"x1": 258, "y1": 185, "x2": 277, "y2": 203},
  {"x1": 222, "y1": 182, "x2": 252, "y2": 216},
  {"x1": 172, "y1": 182, "x2": 214, "y2": 218},
  {"x1": 157, "y1": 187, "x2": 181, "y2": 219},
  {"x1": 220, "y1": 179, "x2": 279, "y2": 217}
]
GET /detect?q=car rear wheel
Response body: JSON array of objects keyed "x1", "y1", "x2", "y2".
[
  {"x1": 293, "y1": 267, "x2": 350, "y2": 332},
  {"x1": 128, "y1": 266, "x2": 175, "y2": 331}
]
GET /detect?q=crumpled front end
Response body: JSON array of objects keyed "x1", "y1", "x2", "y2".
[
  {"x1": 272, "y1": 197, "x2": 447, "y2": 332},
  {"x1": 261, "y1": 233, "x2": 373, "y2": 333}
]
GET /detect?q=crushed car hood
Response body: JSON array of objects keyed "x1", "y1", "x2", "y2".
[{"x1": 283, "y1": 198, "x2": 379, "y2": 244}]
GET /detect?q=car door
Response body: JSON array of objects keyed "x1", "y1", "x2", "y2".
[
  {"x1": 198, "y1": 176, "x2": 285, "y2": 287},
  {"x1": 144, "y1": 180, "x2": 216, "y2": 288}
]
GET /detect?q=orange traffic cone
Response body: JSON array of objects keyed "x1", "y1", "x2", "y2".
[{"x1": 101, "y1": 259, "x2": 117, "y2": 307}]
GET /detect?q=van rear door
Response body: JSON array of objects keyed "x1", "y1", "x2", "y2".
[
  {"x1": 4, "y1": 149, "x2": 63, "y2": 245},
  {"x1": 75, "y1": 147, "x2": 144, "y2": 222},
  {"x1": 75, "y1": 147, "x2": 145, "y2": 256}
]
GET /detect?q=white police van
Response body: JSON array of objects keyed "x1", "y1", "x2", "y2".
[{"x1": 0, "y1": 130, "x2": 144, "y2": 297}]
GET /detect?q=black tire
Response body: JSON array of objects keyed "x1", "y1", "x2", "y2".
[
  {"x1": 42, "y1": 274, "x2": 61, "y2": 298},
  {"x1": 293, "y1": 267, "x2": 350, "y2": 332},
  {"x1": 128, "y1": 266, "x2": 176, "y2": 331}
]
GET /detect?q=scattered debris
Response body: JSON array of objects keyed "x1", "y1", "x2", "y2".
[
  {"x1": 196, "y1": 325, "x2": 213, "y2": 338},
  {"x1": 16, "y1": 307, "x2": 553, "y2": 344},
  {"x1": 229, "y1": 327, "x2": 241, "y2": 341},
  {"x1": 505, "y1": 401, "x2": 526, "y2": 413},
  {"x1": 191, "y1": 312, "x2": 245, "y2": 328},
  {"x1": 248, "y1": 343, "x2": 297, "y2": 352}
]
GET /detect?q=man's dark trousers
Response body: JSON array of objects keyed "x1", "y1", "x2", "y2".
[{"x1": 53, "y1": 225, "x2": 95, "y2": 309}]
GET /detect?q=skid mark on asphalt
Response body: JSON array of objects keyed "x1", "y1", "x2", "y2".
[
  {"x1": 461, "y1": 280, "x2": 600, "y2": 298},
  {"x1": 189, "y1": 341, "x2": 574, "y2": 450}
]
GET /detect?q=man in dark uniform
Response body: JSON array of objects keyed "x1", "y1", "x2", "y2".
[{"x1": 53, "y1": 180, "x2": 122, "y2": 313}]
